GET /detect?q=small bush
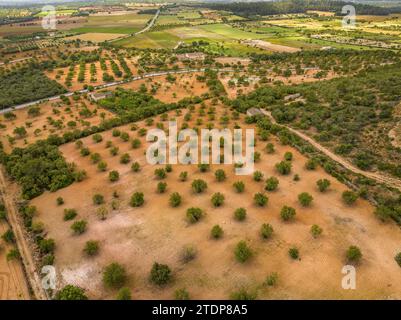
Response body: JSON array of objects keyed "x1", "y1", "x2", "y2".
[
  {"x1": 234, "y1": 241, "x2": 252, "y2": 263},
  {"x1": 211, "y1": 225, "x2": 223, "y2": 239},
  {"x1": 317, "y1": 179, "x2": 331, "y2": 192},
  {"x1": 181, "y1": 245, "x2": 197, "y2": 263},
  {"x1": 280, "y1": 206, "x2": 296, "y2": 221},
  {"x1": 130, "y1": 192, "x2": 144, "y2": 207},
  {"x1": 56, "y1": 285, "x2": 87, "y2": 300},
  {"x1": 92, "y1": 194, "x2": 104, "y2": 205},
  {"x1": 265, "y1": 272, "x2": 278, "y2": 286},
  {"x1": 63, "y1": 208, "x2": 77, "y2": 221},
  {"x1": 169, "y1": 192, "x2": 182, "y2": 207},
  {"x1": 84, "y1": 240, "x2": 99, "y2": 256},
  {"x1": 305, "y1": 159, "x2": 318, "y2": 170},
  {"x1": 275, "y1": 161, "x2": 292, "y2": 175},
  {"x1": 211, "y1": 192, "x2": 225, "y2": 207},
  {"x1": 284, "y1": 152, "x2": 293, "y2": 161},
  {"x1": 254, "y1": 193, "x2": 268, "y2": 207},
  {"x1": 265, "y1": 177, "x2": 279, "y2": 191},
  {"x1": 289, "y1": 247, "x2": 299, "y2": 260},
  {"x1": 342, "y1": 191, "x2": 358, "y2": 205},
  {"x1": 230, "y1": 288, "x2": 257, "y2": 300},
  {"x1": 131, "y1": 162, "x2": 140, "y2": 172},
  {"x1": 260, "y1": 223, "x2": 274, "y2": 239},
  {"x1": 179, "y1": 171, "x2": 188, "y2": 181},
  {"x1": 116, "y1": 287, "x2": 131, "y2": 300},
  {"x1": 346, "y1": 246, "x2": 362, "y2": 263},
  {"x1": 298, "y1": 192, "x2": 313, "y2": 207},
  {"x1": 175, "y1": 288, "x2": 190, "y2": 300},
  {"x1": 38, "y1": 238, "x2": 55, "y2": 254},
  {"x1": 198, "y1": 163, "x2": 210, "y2": 172},
  {"x1": 310, "y1": 224, "x2": 323, "y2": 238},
  {"x1": 131, "y1": 138, "x2": 141, "y2": 149},
  {"x1": 120, "y1": 153, "x2": 131, "y2": 164},
  {"x1": 150, "y1": 262, "x2": 171, "y2": 286},
  {"x1": 233, "y1": 181, "x2": 245, "y2": 193},
  {"x1": 109, "y1": 170, "x2": 120, "y2": 182},
  {"x1": 215, "y1": 169, "x2": 226, "y2": 182},
  {"x1": 71, "y1": 220, "x2": 87, "y2": 235},
  {"x1": 56, "y1": 197, "x2": 64, "y2": 206},
  {"x1": 191, "y1": 179, "x2": 207, "y2": 193},
  {"x1": 155, "y1": 168, "x2": 166, "y2": 179},
  {"x1": 97, "y1": 161, "x2": 108, "y2": 172},
  {"x1": 157, "y1": 182, "x2": 167, "y2": 193},
  {"x1": 186, "y1": 207, "x2": 203, "y2": 223},
  {"x1": 394, "y1": 252, "x2": 401, "y2": 268},
  {"x1": 234, "y1": 208, "x2": 247, "y2": 221},
  {"x1": 103, "y1": 263, "x2": 127, "y2": 289},
  {"x1": 253, "y1": 170, "x2": 264, "y2": 182}
]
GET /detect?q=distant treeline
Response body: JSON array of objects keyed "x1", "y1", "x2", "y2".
[
  {"x1": 200, "y1": 0, "x2": 401, "y2": 17},
  {"x1": 138, "y1": 9, "x2": 158, "y2": 15}
]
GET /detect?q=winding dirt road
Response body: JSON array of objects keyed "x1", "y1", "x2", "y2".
[{"x1": 262, "y1": 110, "x2": 401, "y2": 192}]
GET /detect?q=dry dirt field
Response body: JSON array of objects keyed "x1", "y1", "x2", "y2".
[
  {"x1": 243, "y1": 40, "x2": 301, "y2": 53},
  {"x1": 65, "y1": 33, "x2": 126, "y2": 43},
  {"x1": 0, "y1": 96, "x2": 114, "y2": 152},
  {"x1": 26, "y1": 103, "x2": 401, "y2": 300}
]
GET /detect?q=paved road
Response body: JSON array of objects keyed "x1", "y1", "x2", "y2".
[
  {"x1": 0, "y1": 68, "x2": 233, "y2": 114},
  {"x1": 262, "y1": 110, "x2": 401, "y2": 192}
]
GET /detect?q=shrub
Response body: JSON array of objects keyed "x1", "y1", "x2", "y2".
[
  {"x1": 265, "y1": 177, "x2": 279, "y2": 191},
  {"x1": 71, "y1": 220, "x2": 87, "y2": 235},
  {"x1": 131, "y1": 138, "x2": 141, "y2": 149},
  {"x1": 157, "y1": 182, "x2": 167, "y2": 193},
  {"x1": 120, "y1": 132, "x2": 130, "y2": 142},
  {"x1": 317, "y1": 179, "x2": 331, "y2": 192},
  {"x1": 186, "y1": 207, "x2": 203, "y2": 223},
  {"x1": 92, "y1": 134, "x2": 103, "y2": 143},
  {"x1": 56, "y1": 285, "x2": 87, "y2": 300},
  {"x1": 211, "y1": 192, "x2": 225, "y2": 207},
  {"x1": 80, "y1": 147, "x2": 90, "y2": 157},
  {"x1": 112, "y1": 129, "x2": 121, "y2": 137},
  {"x1": 109, "y1": 170, "x2": 120, "y2": 182},
  {"x1": 211, "y1": 225, "x2": 223, "y2": 239},
  {"x1": 230, "y1": 288, "x2": 257, "y2": 300},
  {"x1": 275, "y1": 161, "x2": 292, "y2": 175},
  {"x1": 374, "y1": 206, "x2": 393, "y2": 222},
  {"x1": 254, "y1": 193, "x2": 268, "y2": 207},
  {"x1": 346, "y1": 246, "x2": 362, "y2": 263},
  {"x1": 169, "y1": 192, "x2": 182, "y2": 207},
  {"x1": 191, "y1": 179, "x2": 207, "y2": 193},
  {"x1": 93, "y1": 194, "x2": 104, "y2": 205},
  {"x1": 234, "y1": 208, "x2": 247, "y2": 221},
  {"x1": 342, "y1": 191, "x2": 358, "y2": 205},
  {"x1": 96, "y1": 205, "x2": 108, "y2": 220},
  {"x1": 265, "y1": 143, "x2": 275, "y2": 154},
  {"x1": 311, "y1": 224, "x2": 323, "y2": 238},
  {"x1": 280, "y1": 206, "x2": 296, "y2": 221},
  {"x1": 179, "y1": 171, "x2": 188, "y2": 181},
  {"x1": 260, "y1": 223, "x2": 274, "y2": 239},
  {"x1": 150, "y1": 262, "x2": 171, "y2": 285},
  {"x1": 2, "y1": 229, "x2": 15, "y2": 243},
  {"x1": 175, "y1": 288, "x2": 190, "y2": 300},
  {"x1": 103, "y1": 263, "x2": 127, "y2": 289},
  {"x1": 110, "y1": 146, "x2": 119, "y2": 156},
  {"x1": 289, "y1": 247, "x2": 299, "y2": 260},
  {"x1": 215, "y1": 169, "x2": 226, "y2": 182},
  {"x1": 181, "y1": 245, "x2": 197, "y2": 263},
  {"x1": 116, "y1": 287, "x2": 131, "y2": 300},
  {"x1": 120, "y1": 153, "x2": 131, "y2": 164},
  {"x1": 284, "y1": 152, "x2": 293, "y2": 161},
  {"x1": 131, "y1": 162, "x2": 140, "y2": 172},
  {"x1": 38, "y1": 238, "x2": 55, "y2": 254},
  {"x1": 130, "y1": 192, "x2": 144, "y2": 207},
  {"x1": 6, "y1": 249, "x2": 20, "y2": 261},
  {"x1": 233, "y1": 181, "x2": 245, "y2": 193},
  {"x1": 298, "y1": 192, "x2": 313, "y2": 207},
  {"x1": 56, "y1": 197, "x2": 64, "y2": 206},
  {"x1": 198, "y1": 163, "x2": 210, "y2": 172},
  {"x1": 305, "y1": 159, "x2": 318, "y2": 170},
  {"x1": 234, "y1": 241, "x2": 252, "y2": 263},
  {"x1": 84, "y1": 240, "x2": 99, "y2": 256},
  {"x1": 293, "y1": 174, "x2": 300, "y2": 181},
  {"x1": 394, "y1": 252, "x2": 401, "y2": 268},
  {"x1": 155, "y1": 168, "x2": 166, "y2": 179},
  {"x1": 97, "y1": 161, "x2": 108, "y2": 172},
  {"x1": 253, "y1": 170, "x2": 264, "y2": 182},
  {"x1": 165, "y1": 164, "x2": 172, "y2": 172},
  {"x1": 63, "y1": 208, "x2": 77, "y2": 221},
  {"x1": 265, "y1": 272, "x2": 278, "y2": 286}
]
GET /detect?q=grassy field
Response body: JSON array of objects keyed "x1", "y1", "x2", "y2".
[{"x1": 71, "y1": 13, "x2": 152, "y2": 34}]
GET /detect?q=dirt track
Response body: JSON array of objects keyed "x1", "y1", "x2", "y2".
[
  {"x1": 263, "y1": 110, "x2": 401, "y2": 192},
  {"x1": 0, "y1": 168, "x2": 47, "y2": 300}
]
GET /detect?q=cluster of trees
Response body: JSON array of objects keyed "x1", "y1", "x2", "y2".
[
  {"x1": 2, "y1": 141, "x2": 76, "y2": 199},
  {"x1": 0, "y1": 66, "x2": 66, "y2": 109},
  {"x1": 202, "y1": 0, "x2": 401, "y2": 17}
]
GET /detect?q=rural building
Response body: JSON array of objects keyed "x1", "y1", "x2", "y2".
[
  {"x1": 176, "y1": 52, "x2": 205, "y2": 61},
  {"x1": 89, "y1": 91, "x2": 113, "y2": 102},
  {"x1": 246, "y1": 107, "x2": 264, "y2": 117}
]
